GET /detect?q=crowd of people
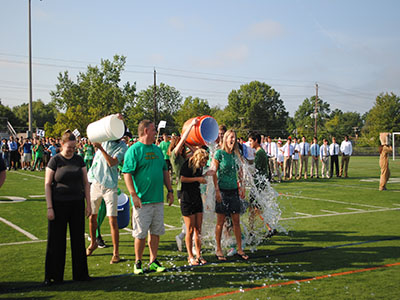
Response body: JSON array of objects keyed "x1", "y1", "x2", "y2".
[{"x1": 238, "y1": 134, "x2": 354, "y2": 182}]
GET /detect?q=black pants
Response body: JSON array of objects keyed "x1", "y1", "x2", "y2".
[
  {"x1": 330, "y1": 155, "x2": 339, "y2": 177},
  {"x1": 45, "y1": 200, "x2": 89, "y2": 282}
]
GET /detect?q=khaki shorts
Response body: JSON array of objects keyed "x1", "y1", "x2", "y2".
[
  {"x1": 22, "y1": 153, "x2": 32, "y2": 163},
  {"x1": 132, "y1": 202, "x2": 165, "y2": 239},
  {"x1": 90, "y1": 181, "x2": 118, "y2": 217}
]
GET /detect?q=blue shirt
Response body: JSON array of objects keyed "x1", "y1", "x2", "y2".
[
  {"x1": 88, "y1": 140, "x2": 127, "y2": 189},
  {"x1": 8, "y1": 141, "x2": 18, "y2": 151},
  {"x1": 48, "y1": 145, "x2": 57, "y2": 157},
  {"x1": 23, "y1": 143, "x2": 32, "y2": 154},
  {"x1": 310, "y1": 143, "x2": 320, "y2": 156}
]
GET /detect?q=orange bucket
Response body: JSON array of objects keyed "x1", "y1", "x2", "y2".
[{"x1": 182, "y1": 115, "x2": 219, "y2": 146}]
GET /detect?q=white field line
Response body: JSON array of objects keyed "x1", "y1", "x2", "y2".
[
  {"x1": 345, "y1": 207, "x2": 365, "y2": 211},
  {"x1": 283, "y1": 194, "x2": 387, "y2": 209},
  {"x1": 320, "y1": 210, "x2": 339, "y2": 214},
  {"x1": 0, "y1": 217, "x2": 39, "y2": 240},
  {"x1": 0, "y1": 239, "x2": 46, "y2": 247},
  {"x1": 163, "y1": 202, "x2": 180, "y2": 208},
  {"x1": 281, "y1": 207, "x2": 400, "y2": 220},
  {"x1": 9, "y1": 170, "x2": 44, "y2": 180},
  {"x1": 29, "y1": 195, "x2": 45, "y2": 198},
  {"x1": 393, "y1": 203, "x2": 400, "y2": 206},
  {"x1": 294, "y1": 212, "x2": 313, "y2": 216}
]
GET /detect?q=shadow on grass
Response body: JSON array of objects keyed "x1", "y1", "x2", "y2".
[{"x1": 1, "y1": 231, "x2": 400, "y2": 296}]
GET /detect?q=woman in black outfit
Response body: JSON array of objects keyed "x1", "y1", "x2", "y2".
[{"x1": 44, "y1": 130, "x2": 92, "y2": 285}]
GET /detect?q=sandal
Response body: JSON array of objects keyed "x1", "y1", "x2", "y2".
[
  {"x1": 86, "y1": 244, "x2": 98, "y2": 256},
  {"x1": 110, "y1": 255, "x2": 120, "y2": 264},
  {"x1": 197, "y1": 256, "x2": 207, "y2": 265},
  {"x1": 236, "y1": 252, "x2": 249, "y2": 261},
  {"x1": 188, "y1": 257, "x2": 199, "y2": 266},
  {"x1": 215, "y1": 254, "x2": 227, "y2": 261}
]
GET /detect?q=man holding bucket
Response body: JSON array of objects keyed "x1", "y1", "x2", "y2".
[
  {"x1": 123, "y1": 119, "x2": 174, "y2": 274},
  {"x1": 86, "y1": 114, "x2": 128, "y2": 264}
]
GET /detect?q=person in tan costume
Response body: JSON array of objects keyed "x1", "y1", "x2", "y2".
[{"x1": 379, "y1": 133, "x2": 392, "y2": 191}]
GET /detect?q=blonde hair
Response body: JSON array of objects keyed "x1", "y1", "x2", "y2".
[
  {"x1": 220, "y1": 129, "x2": 241, "y2": 157},
  {"x1": 188, "y1": 148, "x2": 209, "y2": 174}
]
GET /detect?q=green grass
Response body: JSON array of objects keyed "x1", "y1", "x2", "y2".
[{"x1": 0, "y1": 157, "x2": 399, "y2": 299}]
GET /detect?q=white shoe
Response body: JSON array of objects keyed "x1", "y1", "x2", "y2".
[{"x1": 176, "y1": 235, "x2": 183, "y2": 252}]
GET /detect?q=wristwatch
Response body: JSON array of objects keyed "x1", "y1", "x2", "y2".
[{"x1": 168, "y1": 190, "x2": 173, "y2": 193}]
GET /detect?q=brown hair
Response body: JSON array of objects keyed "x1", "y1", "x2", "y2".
[
  {"x1": 167, "y1": 136, "x2": 187, "y2": 159},
  {"x1": 138, "y1": 120, "x2": 153, "y2": 137},
  {"x1": 61, "y1": 130, "x2": 76, "y2": 143}
]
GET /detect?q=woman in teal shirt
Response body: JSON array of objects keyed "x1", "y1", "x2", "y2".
[{"x1": 212, "y1": 129, "x2": 248, "y2": 261}]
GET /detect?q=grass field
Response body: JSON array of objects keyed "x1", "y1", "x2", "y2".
[{"x1": 0, "y1": 156, "x2": 399, "y2": 299}]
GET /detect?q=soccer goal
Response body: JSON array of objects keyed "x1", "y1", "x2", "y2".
[{"x1": 393, "y1": 132, "x2": 400, "y2": 160}]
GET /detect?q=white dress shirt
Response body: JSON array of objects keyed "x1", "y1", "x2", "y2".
[
  {"x1": 263, "y1": 142, "x2": 277, "y2": 158},
  {"x1": 320, "y1": 144, "x2": 330, "y2": 159},
  {"x1": 329, "y1": 143, "x2": 340, "y2": 156},
  {"x1": 340, "y1": 140, "x2": 352, "y2": 156},
  {"x1": 281, "y1": 143, "x2": 295, "y2": 157}
]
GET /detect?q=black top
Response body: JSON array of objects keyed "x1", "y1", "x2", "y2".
[
  {"x1": 47, "y1": 153, "x2": 86, "y2": 202},
  {"x1": 0, "y1": 155, "x2": 6, "y2": 172},
  {"x1": 180, "y1": 160, "x2": 203, "y2": 194}
]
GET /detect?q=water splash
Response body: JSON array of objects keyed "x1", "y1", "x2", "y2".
[{"x1": 201, "y1": 142, "x2": 286, "y2": 253}]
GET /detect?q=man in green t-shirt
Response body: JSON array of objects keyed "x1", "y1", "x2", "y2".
[{"x1": 123, "y1": 120, "x2": 174, "y2": 275}]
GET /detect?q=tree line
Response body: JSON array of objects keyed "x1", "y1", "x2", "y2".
[{"x1": 1, "y1": 55, "x2": 399, "y2": 146}]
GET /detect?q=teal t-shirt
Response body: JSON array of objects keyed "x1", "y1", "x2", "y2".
[
  {"x1": 122, "y1": 142, "x2": 167, "y2": 204},
  {"x1": 88, "y1": 140, "x2": 127, "y2": 189},
  {"x1": 214, "y1": 149, "x2": 238, "y2": 190}
]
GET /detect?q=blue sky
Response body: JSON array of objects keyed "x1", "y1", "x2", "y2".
[{"x1": 1, "y1": 0, "x2": 399, "y2": 116}]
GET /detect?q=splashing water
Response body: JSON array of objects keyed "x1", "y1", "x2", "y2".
[{"x1": 201, "y1": 143, "x2": 286, "y2": 253}]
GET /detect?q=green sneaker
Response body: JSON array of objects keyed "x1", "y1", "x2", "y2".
[
  {"x1": 149, "y1": 259, "x2": 166, "y2": 273},
  {"x1": 134, "y1": 260, "x2": 144, "y2": 275}
]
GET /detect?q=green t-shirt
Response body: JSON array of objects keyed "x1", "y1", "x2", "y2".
[
  {"x1": 170, "y1": 150, "x2": 186, "y2": 191},
  {"x1": 158, "y1": 140, "x2": 171, "y2": 160},
  {"x1": 83, "y1": 144, "x2": 95, "y2": 160},
  {"x1": 34, "y1": 144, "x2": 44, "y2": 158},
  {"x1": 214, "y1": 149, "x2": 238, "y2": 190},
  {"x1": 254, "y1": 148, "x2": 269, "y2": 188},
  {"x1": 122, "y1": 142, "x2": 167, "y2": 204}
]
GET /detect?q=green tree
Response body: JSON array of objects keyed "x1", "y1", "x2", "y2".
[
  {"x1": 12, "y1": 100, "x2": 58, "y2": 130},
  {"x1": 362, "y1": 92, "x2": 400, "y2": 145},
  {"x1": 325, "y1": 109, "x2": 363, "y2": 140},
  {"x1": 126, "y1": 83, "x2": 182, "y2": 134},
  {"x1": 293, "y1": 96, "x2": 330, "y2": 140},
  {"x1": 174, "y1": 97, "x2": 211, "y2": 130},
  {"x1": 50, "y1": 55, "x2": 136, "y2": 135},
  {"x1": 0, "y1": 101, "x2": 21, "y2": 130},
  {"x1": 224, "y1": 81, "x2": 288, "y2": 138},
  {"x1": 47, "y1": 105, "x2": 91, "y2": 137}
]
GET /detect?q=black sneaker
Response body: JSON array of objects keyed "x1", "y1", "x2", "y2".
[
  {"x1": 96, "y1": 236, "x2": 106, "y2": 248},
  {"x1": 134, "y1": 260, "x2": 144, "y2": 274}
]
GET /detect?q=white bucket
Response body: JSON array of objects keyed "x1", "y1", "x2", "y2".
[{"x1": 86, "y1": 115, "x2": 125, "y2": 143}]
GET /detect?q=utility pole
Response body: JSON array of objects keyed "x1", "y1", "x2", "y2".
[
  {"x1": 314, "y1": 83, "x2": 318, "y2": 137},
  {"x1": 153, "y1": 68, "x2": 157, "y2": 125},
  {"x1": 28, "y1": 0, "x2": 33, "y2": 138}
]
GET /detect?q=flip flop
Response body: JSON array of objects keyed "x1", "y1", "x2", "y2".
[
  {"x1": 215, "y1": 254, "x2": 227, "y2": 261},
  {"x1": 197, "y1": 256, "x2": 207, "y2": 265},
  {"x1": 236, "y1": 252, "x2": 249, "y2": 261},
  {"x1": 86, "y1": 244, "x2": 98, "y2": 256},
  {"x1": 188, "y1": 257, "x2": 199, "y2": 266},
  {"x1": 110, "y1": 255, "x2": 120, "y2": 264}
]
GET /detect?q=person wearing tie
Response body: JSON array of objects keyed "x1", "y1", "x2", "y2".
[
  {"x1": 320, "y1": 139, "x2": 330, "y2": 178},
  {"x1": 265, "y1": 136, "x2": 279, "y2": 182},
  {"x1": 339, "y1": 135, "x2": 352, "y2": 178},
  {"x1": 298, "y1": 136, "x2": 310, "y2": 179},
  {"x1": 309, "y1": 137, "x2": 320, "y2": 178},
  {"x1": 281, "y1": 137, "x2": 294, "y2": 180},
  {"x1": 329, "y1": 137, "x2": 340, "y2": 178},
  {"x1": 290, "y1": 137, "x2": 300, "y2": 180}
]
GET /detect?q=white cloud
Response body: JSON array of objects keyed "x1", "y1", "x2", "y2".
[
  {"x1": 194, "y1": 44, "x2": 249, "y2": 68},
  {"x1": 168, "y1": 17, "x2": 185, "y2": 31},
  {"x1": 244, "y1": 20, "x2": 285, "y2": 40}
]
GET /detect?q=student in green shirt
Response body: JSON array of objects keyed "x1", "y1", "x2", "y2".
[
  {"x1": 32, "y1": 139, "x2": 44, "y2": 171},
  {"x1": 123, "y1": 120, "x2": 174, "y2": 275},
  {"x1": 212, "y1": 129, "x2": 248, "y2": 261},
  {"x1": 83, "y1": 140, "x2": 95, "y2": 170},
  {"x1": 158, "y1": 133, "x2": 171, "y2": 175}
]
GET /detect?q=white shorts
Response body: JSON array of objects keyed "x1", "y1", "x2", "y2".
[
  {"x1": 90, "y1": 181, "x2": 118, "y2": 217},
  {"x1": 132, "y1": 202, "x2": 165, "y2": 239}
]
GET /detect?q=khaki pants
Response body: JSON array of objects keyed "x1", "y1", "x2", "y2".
[
  {"x1": 321, "y1": 156, "x2": 329, "y2": 178},
  {"x1": 310, "y1": 156, "x2": 319, "y2": 177},
  {"x1": 299, "y1": 155, "x2": 309, "y2": 178},
  {"x1": 269, "y1": 157, "x2": 280, "y2": 179},
  {"x1": 283, "y1": 157, "x2": 292, "y2": 179},
  {"x1": 290, "y1": 159, "x2": 298, "y2": 179},
  {"x1": 340, "y1": 155, "x2": 350, "y2": 177}
]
